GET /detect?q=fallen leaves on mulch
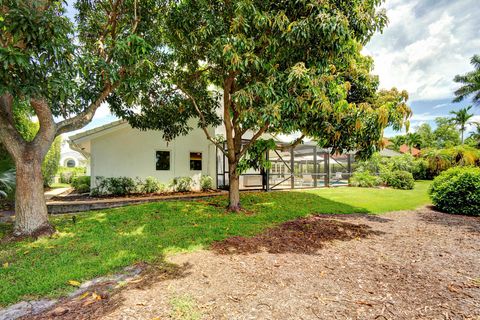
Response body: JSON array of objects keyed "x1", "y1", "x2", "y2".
[{"x1": 211, "y1": 215, "x2": 384, "y2": 254}]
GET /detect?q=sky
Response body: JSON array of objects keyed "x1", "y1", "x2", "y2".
[
  {"x1": 66, "y1": 0, "x2": 480, "y2": 139},
  {"x1": 364, "y1": 0, "x2": 480, "y2": 136}
]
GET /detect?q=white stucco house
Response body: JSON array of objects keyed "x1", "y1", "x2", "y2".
[
  {"x1": 69, "y1": 120, "x2": 218, "y2": 189},
  {"x1": 69, "y1": 119, "x2": 356, "y2": 191}
]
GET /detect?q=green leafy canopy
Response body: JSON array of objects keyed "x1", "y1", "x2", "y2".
[{"x1": 109, "y1": 0, "x2": 411, "y2": 161}]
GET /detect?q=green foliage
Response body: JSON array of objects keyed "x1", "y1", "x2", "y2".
[
  {"x1": 433, "y1": 117, "x2": 461, "y2": 148},
  {"x1": 382, "y1": 170, "x2": 414, "y2": 190},
  {"x1": 139, "y1": 177, "x2": 161, "y2": 194},
  {"x1": 92, "y1": 177, "x2": 137, "y2": 196},
  {"x1": 415, "y1": 123, "x2": 435, "y2": 149},
  {"x1": 429, "y1": 167, "x2": 480, "y2": 216},
  {"x1": 349, "y1": 171, "x2": 382, "y2": 188},
  {"x1": 422, "y1": 145, "x2": 480, "y2": 177},
  {"x1": 449, "y1": 106, "x2": 475, "y2": 143},
  {"x1": 0, "y1": 181, "x2": 431, "y2": 306},
  {"x1": 237, "y1": 139, "x2": 276, "y2": 174},
  {"x1": 111, "y1": 0, "x2": 410, "y2": 162},
  {"x1": 465, "y1": 123, "x2": 480, "y2": 148},
  {"x1": 42, "y1": 137, "x2": 61, "y2": 187},
  {"x1": 200, "y1": 175, "x2": 214, "y2": 191},
  {"x1": 453, "y1": 54, "x2": 480, "y2": 106},
  {"x1": 58, "y1": 166, "x2": 86, "y2": 184},
  {"x1": 72, "y1": 176, "x2": 91, "y2": 193},
  {"x1": 0, "y1": 169, "x2": 15, "y2": 198},
  {"x1": 355, "y1": 153, "x2": 428, "y2": 180},
  {"x1": 170, "y1": 177, "x2": 193, "y2": 193}
]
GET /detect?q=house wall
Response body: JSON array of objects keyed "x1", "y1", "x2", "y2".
[{"x1": 89, "y1": 124, "x2": 217, "y2": 189}]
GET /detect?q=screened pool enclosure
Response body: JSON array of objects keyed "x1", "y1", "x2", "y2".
[{"x1": 216, "y1": 141, "x2": 355, "y2": 191}]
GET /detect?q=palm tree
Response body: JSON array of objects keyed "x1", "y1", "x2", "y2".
[
  {"x1": 449, "y1": 106, "x2": 474, "y2": 144},
  {"x1": 405, "y1": 133, "x2": 421, "y2": 153},
  {"x1": 453, "y1": 54, "x2": 480, "y2": 106}
]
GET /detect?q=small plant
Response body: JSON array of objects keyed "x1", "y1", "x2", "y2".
[
  {"x1": 429, "y1": 167, "x2": 480, "y2": 216},
  {"x1": 140, "y1": 176, "x2": 160, "y2": 193},
  {"x1": 91, "y1": 176, "x2": 137, "y2": 196},
  {"x1": 170, "y1": 177, "x2": 193, "y2": 192},
  {"x1": 349, "y1": 171, "x2": 382, "y2": 188},
  {"x1": 0, "y1": 169, "x2": 15, "y2": 198},
  {"x1": 383, "y1": 170, "x2": 415, "y2": 190},
  {"x1": 200, "y1": 175, "x2": 213, "y2": 191}
]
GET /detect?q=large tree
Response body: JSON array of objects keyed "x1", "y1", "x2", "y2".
[
  {"x1": 453, "y1": 54, "x2": 480, "y2": 106},
  {"x1": 0, "y1": 0, "x2": 160, "y2": 237},
  {"x1": 450, "y1": 106, "x2": 475, "y2": 144},
  {"x1": 415, "y1": 123, "x2": 435, "y2": 149},
  {"x1": 110, "y1": 0, "x2": 411, "y2": 211},
  {"x1": 433, "y1": 117, "x2": 461, "y2": 148}
]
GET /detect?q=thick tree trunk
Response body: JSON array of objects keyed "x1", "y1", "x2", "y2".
[
  {"x1": 228, "y1": 162, "x2": 241, "y2": 212},
  {"x1": 13, "y1": 152, "x2": 54, "y2": 237}
]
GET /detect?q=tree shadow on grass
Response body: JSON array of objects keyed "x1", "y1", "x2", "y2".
[{"x1": 418, "y1": 206, "x2": 480, "y2": 234}]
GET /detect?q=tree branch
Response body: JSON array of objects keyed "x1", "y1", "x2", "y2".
[
  {"x1": 238, "y1": 124, "x2": 269, "y2": 159},
  {"x1": 278, "y1": 134, "x2": 305, "y2": 151},
  {"x1": 0, "y1": 94, "x2": 25, "y2": 158},
  {"x1": 223, "y1": 74, "x2": 236, "y2": 161},
  {"x1": 56, "y1": 82, "x2": 120, "y2": 135},
  {"x1": 177, "y1": 84, "x2": 224, "y2": 151},
  {"x1": 0, "y1": 93, "x2": 14, "y2": 124},
  {"x1": 30, "y1": 98, "x2": 57, "y2": 157}
]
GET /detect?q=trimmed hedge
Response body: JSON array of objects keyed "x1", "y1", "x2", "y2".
[{"x1": 429, "y1": 167, "x2": 480, "y2": 216}]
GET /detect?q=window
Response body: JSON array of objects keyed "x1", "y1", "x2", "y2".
[
  {"x1": 156, "y1": 151, "x2": 170, "y2": 170},
  {"x1": 190, "y1": 152, "x2": 202, "y2": 170},
  {"x1": 66, "y1": 159, "x2": 76, "y2": 168}
]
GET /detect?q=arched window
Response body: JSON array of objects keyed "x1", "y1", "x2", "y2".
[{"x1": 66, "y1": 159, "x2": 76, "y2": 168}]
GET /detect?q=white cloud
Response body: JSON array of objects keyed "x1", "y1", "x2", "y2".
[{"x1": 365, "y1": 0, "x2": 480, "y2": 101}]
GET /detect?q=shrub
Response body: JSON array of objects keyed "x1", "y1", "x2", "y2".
[
  {"x1": 92, "y1": 177, "x2": 137, "y2": 196},
  {"x1": 349, "y1": 171, "x2": 382, "y2": 188},
  {"x1": 429, "y1": 167, "x2": 480, "y2": 216},
  {"x1": 383, "y1": 170, "x2": 415, "y2": 190},
  {"x1": 72, "y1": 176, "x2": 91, "y2": 193},
  {"x1": 170, "y1": 177, "x2": 193, "y2": 192},
  {"x1": 200, "y1": 175, "x2": 214, "y2": 191},
  {"x1": 412, "y1": 159, "x2": 429, "y2": 180},
  {"x1": 42, "y1": 136, "x2": 61, "y2": 187},
  {"x1": 58, "y1": 166, "x2": 86, "y2": 184},
  {"x1": 140, "y1": 177, "x2": 160, "y2": 193},
  {"x1": 75, "y1": 184, "x2": 90, "y2": 194}
]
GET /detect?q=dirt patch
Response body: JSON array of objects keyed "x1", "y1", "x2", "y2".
[
  {"x1": 211, "y1": 216, "x2": 384, "y2": 254},
  {"x1": 22, "y1": 207, "x2": 480, "y2": 319}
]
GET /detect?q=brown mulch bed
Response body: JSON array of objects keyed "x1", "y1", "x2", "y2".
[
  {"x1": 211, "y1": 215, "x2": 385, "y2": 254},
  {"x1": 20, "y1": 207, "x2": 480, "y2": 319}
]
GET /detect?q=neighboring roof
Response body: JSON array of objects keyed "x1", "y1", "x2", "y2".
[
  {"x1": 399, "y1": 144, "x2": 421, "y2": 156},
  {"x1": 69, "y1": 120, "x2": 126, "y2": 143},
  {"x1": 379, "y1": 148, "x2": 402, "y2": 157}
]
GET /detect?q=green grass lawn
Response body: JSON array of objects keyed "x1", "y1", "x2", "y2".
[
  {"x1": 0, "y1": 182, "x2": 431, "y2": 306},
  {"x1": 48, "y1": 183, "x2": 71, "y2": 189}
]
